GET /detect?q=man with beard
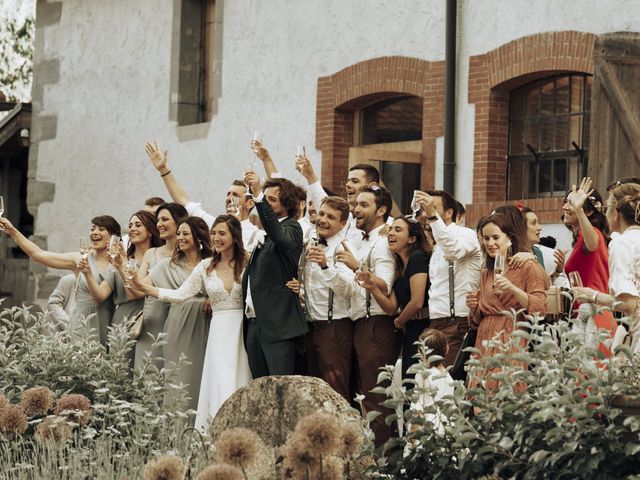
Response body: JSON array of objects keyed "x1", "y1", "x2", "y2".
[{"x1": 335, "y1": 186, "x2": 400, "y2": 446}]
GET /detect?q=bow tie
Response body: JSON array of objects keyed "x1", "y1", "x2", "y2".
[
  {"x1": 318, "y1": 238, "x2": 328, "y2": 246},
  {"x1": 361, "y1": 232, "x2": 370, "y2": 241}
]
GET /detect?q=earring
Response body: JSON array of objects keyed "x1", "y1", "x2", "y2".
[{"x1": 507, "y1": 241, "x2": 513, "y2": 257}]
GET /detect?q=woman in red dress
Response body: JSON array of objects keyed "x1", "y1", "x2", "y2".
[{"x1": 562, "y1": 177, "x2": 616, "y2": 356}]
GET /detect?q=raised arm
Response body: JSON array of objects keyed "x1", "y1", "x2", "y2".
[
  {"x1": 146, "y1": 141, "x2": 190, "y2": 206},
  {"x1": 78, "y1": 257, "x2": 114, "y2": 303},
  {"x1": 569, "y1": 177, "x2": 600, "y2": 252},
  {"x1": 358, "y1": 270, "x2": 399, "y2": 315},
  {"x1": 0, "y1": 217, "x2": 79, "y2": 271},
  {"x1": 253, "y1": 141, "x2": 279, "y2": 179},
  {"x1": 132, "y1": 260, "x2": 207, "y2": 303}
]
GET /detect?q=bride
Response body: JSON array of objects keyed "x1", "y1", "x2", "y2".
[{"x1": 132, "y1": 214, "x2": 251, "y2": 431}]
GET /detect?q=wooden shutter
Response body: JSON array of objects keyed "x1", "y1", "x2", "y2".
[{"x1": 588, "y1": 32, "x2": 640, "y2": 188}]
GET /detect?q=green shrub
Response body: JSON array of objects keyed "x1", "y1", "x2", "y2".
[
  {"x1": 370, "y1": 312, "x2": 640, "y2": 480},
  {"x1": 0, "y1": 304, "x2": 208, "y2": 479}
]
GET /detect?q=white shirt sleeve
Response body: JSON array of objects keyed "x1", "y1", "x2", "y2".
[
  {"x1": 157, "y1": 261, "x2": 207, "y2": 303},
  {"x1": 371, "y1": 241, "x2": 396, "y2": 295},
  {"x1": 308, "y1": 181, "x2": 328, "y2": 214},
  {"x1": 609, "y1": 236, "x2": 640, "y2": 298},
  {"x1": 184, "y1": 201, "x2": 215, "y2": 230},
  {"x1": 430, "y1": 218, "x2": 480, "y2": 261}
]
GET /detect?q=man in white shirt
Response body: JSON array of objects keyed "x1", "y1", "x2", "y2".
[
  {"x1": 145, "y1": 142, "x2": 260, "y2": 250},
  {"x1": 297, "y1": 196, "x2": 355, "y2": 401},
  {"x1": 416, "y1": 190, "x2": 483, "y2": 368},
  {"x1": 334, "y1": 185, "x2": 401, "y2": 446},
  {"x1": 43, "y1": 274, "x2": 77, "y2": 333}
]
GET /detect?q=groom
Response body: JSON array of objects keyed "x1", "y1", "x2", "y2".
[{"x1": 242, "y1": 171, "x2": 308, "y2": 378}]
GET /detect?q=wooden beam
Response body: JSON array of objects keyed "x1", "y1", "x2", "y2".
[{"x1": 596, "y1": 60, "x2": 640, "y2": 165}]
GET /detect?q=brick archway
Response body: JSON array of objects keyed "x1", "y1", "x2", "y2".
[
  {"x1": 315, "y1": 56, "x2": 445, "y2": 195},
  {"x1": 466, "y1": 31, "x2": 595, "y2": 225}
]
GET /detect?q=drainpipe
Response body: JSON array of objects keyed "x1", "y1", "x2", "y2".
[{"x1": 443, "y1": 0, "x2": 457, "y2": 195}]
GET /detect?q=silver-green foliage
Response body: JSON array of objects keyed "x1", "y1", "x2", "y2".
[
  {"x1": 371, "y1": 313, "x2": 640, "y2": 480},
  {"x1": 0, "y1": 305, "x2": 207, "y2": 479}
]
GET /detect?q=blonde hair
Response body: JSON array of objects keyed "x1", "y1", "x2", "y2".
[{"x1": 609, "y1": 182, "x2": 640, "y2": 226}]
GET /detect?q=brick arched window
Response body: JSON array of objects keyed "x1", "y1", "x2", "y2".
[{"x1": 508, "y1": 73, "x2": 592, "y2": 199}]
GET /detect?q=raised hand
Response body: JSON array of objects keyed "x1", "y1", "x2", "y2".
[
  {"x1": 553, "y1": 249, "x2": 566, "y2": 275},
  {"x1": 355, "y1": 269, "x2": 375, "y2": 290},
  {"x1": 335, "y1": 240, "x2": 359, "y2": 271},
  {"x1": 0, "y1": 217, "x2": 16, "y2": 234},
  {"x1": 568, "y1": 177, "x2": 594, "y2": 210},
  {"x1": 251, "y1": 140, "x2": 271, "y2": 162},
  {"x1": 295, "y1": 154, "x2": 316, "y2": 182},
  {"x1": 243, "y1": 170, "x2": 261, "y2": 196},
  {"x1": 145, "y1": 141, "x2": 169, "y2": 173},
  {"x1": 414, "y1": 191, "x2": 437, "y2": 218},
  {"x1": 306, "y1": 246, "x2": 328, "y2": 268},
  {"x1": 77, "y1": 256, "x2": 91, "y2": 275}
]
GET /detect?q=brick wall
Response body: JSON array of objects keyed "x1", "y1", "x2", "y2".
[
  {"x1": 315, "y1": 56, "x2": 445, "y2": 196},
  {"x1": 466, "y1": 31, "x2": 595, "y2": 225}
]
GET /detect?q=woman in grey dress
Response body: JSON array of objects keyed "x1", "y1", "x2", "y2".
[
  {"x1": 133, "y1": 203, "x2": 188, "y2": 371},
  {"x1": 0, "y1": 215, "x2": 120, "y2": 346},
  {"x1": 145, "y1": 217, "x2": 214, "y2": 410},
  {"x1": 84, "y1": 210, "x2": 163, "y2": 363}
]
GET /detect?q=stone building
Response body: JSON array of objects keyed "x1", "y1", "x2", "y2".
[{"x1": 2, "y1": 0, "x2": 640, "y2": 305}]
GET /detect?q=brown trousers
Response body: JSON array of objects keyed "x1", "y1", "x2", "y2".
[
  {"x1": 353, "y1": 315, "x2": 402, "y2": 447},
  {"x1": 428, "y1": 316, "x2": 470, "y2": 366},
  {"x1": 304, "y1": 318, "x2": 354, "y2": 402}
]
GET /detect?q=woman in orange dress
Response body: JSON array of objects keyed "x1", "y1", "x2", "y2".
[{"x1": 468, "y1": 213, "x2": 547, "y2": 388}]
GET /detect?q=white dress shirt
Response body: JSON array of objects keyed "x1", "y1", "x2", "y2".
[
  {"x1": 428, "y1": 215, "x2": 483, "y2": 319},
  {"x1": 185, "y1": 201, "x2": 261, "y2": 252},
  {"x1": 301, "y1": 233, "x2": 354, "y2": 321},
  {"x1": 328, "y1": 223, "x2": 395, "y2": 320}
]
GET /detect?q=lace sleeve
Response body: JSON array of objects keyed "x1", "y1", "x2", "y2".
[{"x1": 157, "y1": 261, "x2": 206, "y2": 303}]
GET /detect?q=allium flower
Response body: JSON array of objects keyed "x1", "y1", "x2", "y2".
[
  {"x1": 195, "y1": 464, "x2": 244, "y2": 480},
  {"x1": 54, "y1": 393, "x2": 92, "y2": 426},
  {"x1": 213, "y1": 427, "x2": 261, "y2": 469},
  {"x1": 143, "y1": 455, "x2": 184, "y2": 480},
  {"x1": 282, "y1": 434, "x2": 318, "y2": 475},
  {"x1": 21, "y1": 386, "x2": 55, "y2": 417},
  {"x1": 35, "y1": 415, "x2": 72, "y2": 445},
  {"x1": 0, "y1": 404, "x2": 28, "y2": 437},
  {"x1": 337, "y1": 422, "x2": 364, "y2": 458},
  {"x1": 294, "y1": 412, "x2": 340, "y2": 454}
]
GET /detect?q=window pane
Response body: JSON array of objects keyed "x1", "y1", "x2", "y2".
[
  {"x1": 527, "y1": 88, "x2": 540, "y2": 117},
  {"x1": 554, "y1": 115, "x2": 570, "y2": 151},
  {"x1": 527, "y1": 160, "x2": 538, "y2": 199},
  {"x1": 510, "y1": 118, "x2": 525, "y2": 155},
  {"x1": 379, "y1": 161, "x2": 421, "y2": 213},
  {"x1": 538, "y1": 159, "x2": 552, "y2": 194},
  {"x1": 571, "y1": 76, "x2": 584, "y2": 113},
  {"x1": 540, "y1": 118, "x2": 554, "y2": 151},
  {"x1": 569, "y1": 114, "x2": 582, "y2": 149},
  {"x1": 361, "y1": 96, "x2": 423, "y2": 145},
  {"x1": 507, "y1": 158, "x2": 525, "y2": 199},
  {"x1": 553, "y1": 158, "x2": 567, "y2": 193},
  {"x1": 540, "y1": 80, "x2": 554, "y2": 116},
  {"x1": 556, "y1": 77, "x2": 570, "y2": 114},
  {"x1": 525, "y1": 117, "x2": 539, "y2": 149}
]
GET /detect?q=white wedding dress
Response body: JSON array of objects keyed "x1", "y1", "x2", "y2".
[{"x1": 157, "y1": 259, "x2": 252, "y2": 432}]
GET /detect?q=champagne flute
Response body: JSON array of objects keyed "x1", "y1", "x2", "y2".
[
  {"x1": 124, "y1": 258, "x2": 137, "y2": 288},
  {"x1": 228, "y1": 196, "x2": 240, "y2": 217},
  {"x1": 356, "y1": 259, "x2": 369, "y2": 288},
  {"x1": 494, "y1": 253, "x2": 506, "y2": 294},
  {"x1": 568, "y1": 271, "x2": 583, "y2": 288},
  {"x1": 251, "y1": 131, "x2": 263, "y2": 152},
  {"x1": 75, "y1": 236, "x2": 91, "y2": 292},
  {"x1": 0, "y1": 195, "x2": 4, "y2": 217},
  {"x1": 307, "y1": 230, "x2": 319, "y2": 270},
  {"x1": 409, "y1": 190, "x2": 421, "y2": 221},
  {"x1": 108, "y1": 235, "x2": 121, "y2": 261}
]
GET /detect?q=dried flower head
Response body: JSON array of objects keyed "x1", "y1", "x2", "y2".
[
  {"x1": 21, "y1": 386, "x2": 55, "y2": 417},
  {"x1": 213, "y1": 427, "x2": 261, "y2": 469},
  {"x1": 281, "y1": 433, "x2": 318, "y2": 475},
  {"x1": 294, "y1": 412, "x2": 340, "y2": 454},
  {"x1": 0, "y1": 404, "x2": 28, "y2": 437},
  {"x1": 54, "y1": 393, "x2": 92, "y2": 426},
  {"x1": 337, "y1": 422, "x2": 364, "y2": 458},
  {"x1": 143, "y1": 455, "x2": 184, "y2": 480},
  {"x1": 311, "y1": 456, "x2": 344, "y2": 480},
  {"x1": 35, "y1": 415, "x2": 72, "y2": 445},
  {"x1": 195, "y1": 464, "x2": 244, "y2": 480}
]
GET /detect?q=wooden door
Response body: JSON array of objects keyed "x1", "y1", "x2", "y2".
[{"x1": 588, "y1": 32, "x2": 640, "y2": 187}]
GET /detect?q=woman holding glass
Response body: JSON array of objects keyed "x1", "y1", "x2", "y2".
[
  {"x1": 358, "y1": 216, "x2": 432, "y2": 382},
  {"x1": 132, "y1": 215, "x2": 250, "y2": 431},
  {"x1": 81, "y1": 211, "x2": 163, "y2": 363},
  {"x1": 131, "y1": 203, "x2": 188, "y2": 370},
  {"x1": 468, "y1": 212, "x2": 547, "y2": 385},
  {"x1": 573, "y1": 181, "x2": 640, "y2": 350},
  {"x1": 0, "y1": 215, "x2": 120, "y2": 346},
  {"x1": 134, "y1": 215, "x2": 213, "y2": 410},
  {"x1": 562, "y1": 177, "x2": 616, "y2": 355}
]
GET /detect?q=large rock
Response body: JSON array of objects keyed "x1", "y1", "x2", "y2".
[{"x1": 210, "y1": 375, "x2": 360, "y2": 447}]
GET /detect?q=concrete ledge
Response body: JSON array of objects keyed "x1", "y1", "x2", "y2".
[{"x1": 35, "y1": 2, "x2": 62, "y2": 28}]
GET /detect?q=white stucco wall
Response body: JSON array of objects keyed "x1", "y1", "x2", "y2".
[{"x1": 33, "y1": 0, "x2": 640, "y2": 255}]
